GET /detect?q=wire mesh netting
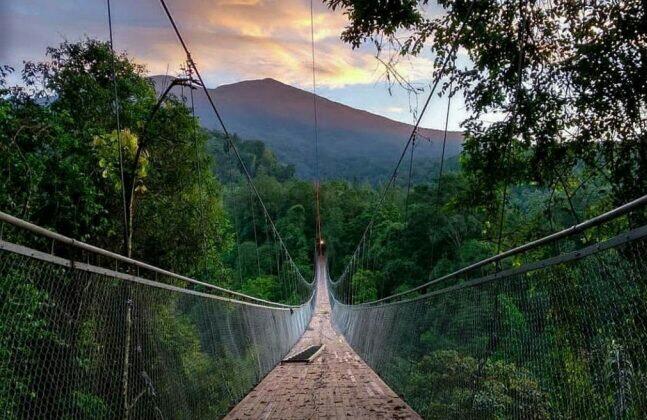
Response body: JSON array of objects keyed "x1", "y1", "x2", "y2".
[
  {"x1": 330, "y1": 225, "x2": 647, "y2": 418},
  {"x1": 0, "y1": 238, "x2": 314, "y2": 419}
]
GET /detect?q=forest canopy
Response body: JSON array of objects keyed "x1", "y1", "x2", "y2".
[{"x1": 325, "y1": 0, "x2": 646, "y2": 208}]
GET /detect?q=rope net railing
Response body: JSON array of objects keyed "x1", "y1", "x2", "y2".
[
  {"x1": 0, "y1": 213, "x2": 315, "y2": 419},
  {"x1": 329, "y1": 197, "x2": 647, "y2": 418}
]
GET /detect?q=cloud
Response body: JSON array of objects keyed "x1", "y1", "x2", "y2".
[
  {"x1": 142, "y1": 0, "x2": 383, "y2": 88},
  {"x1": 2, "y1": 0, "x2": 437, "y2": 90}
]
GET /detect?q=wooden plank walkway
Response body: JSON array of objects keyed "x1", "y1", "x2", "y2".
[{"x1": 225, "y1": 261, "x2": 420, "y2": 419}]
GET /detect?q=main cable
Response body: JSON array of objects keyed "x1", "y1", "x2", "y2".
[
  {"x1": 338, "y1": 2, "x2": 476, "y2": 282},
  {"x1": 157, "y1": 0, "x2": 309, "y2": 285},
  {"x1": 106, "y1": 0, "x2": 129, "y2": 254}
]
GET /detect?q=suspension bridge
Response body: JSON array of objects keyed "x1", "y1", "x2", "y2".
[
  {"x1": 2, "y1": 193, "x2": 646, "y2": 418},
  {"x1": 2, "y1": 0, "x2": 647, "y2": 419}
]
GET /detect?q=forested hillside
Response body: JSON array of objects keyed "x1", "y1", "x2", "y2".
[
  {"x1": 1, "y1": 18, "x2": 644, "y2": 415},
  {"x1": 0, "y1": 37, "x2": 625, "y2": 305},
  {"x1": 3, "y1": 0, "x2": 646, "y2": 416},
  {"x1": 151, "y1": 75, "x2": 463, "y2": 182},
  {"x1": 0, "y1": 39, "x2": 312, "y2": 418},
  {"x1": 209, "y1": 130, "x2": 616, "y2": 304}
]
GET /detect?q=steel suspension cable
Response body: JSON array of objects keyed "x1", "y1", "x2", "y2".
[
  {"x1": 337, "y1": 2, "x2": 476, "y2": 284},
  {"x1": 310, "y1": 0, "x2": 322, "y2": 245},
  {"x1": 157, "y1": 0, "x2": 309, "y2": 285}
]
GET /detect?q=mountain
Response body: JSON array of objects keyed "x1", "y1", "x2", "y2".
[{"x1": 151, "y1": 76, "x2": 463, "y2": 181}]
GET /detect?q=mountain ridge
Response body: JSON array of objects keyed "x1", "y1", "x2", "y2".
[{"x1": 151, "y1": 75, "x2": 463, "y2": 180}]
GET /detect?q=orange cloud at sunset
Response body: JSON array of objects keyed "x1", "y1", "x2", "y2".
[
  {"x1": 141, "y1": 0, "x2": 383, "y2": 88},
  {"x1": 116, "y1": 0, "x2": 435, "y2": 89},
  {"x1": 2, "y1": 0, "x2": 462, "y2": 129}
]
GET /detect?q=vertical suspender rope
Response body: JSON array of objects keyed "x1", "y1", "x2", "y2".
[
  {"x1": 233, "y1": 194, "x2": 244, "y2": 286},
  {"x1": 249, "y1": 190, "x2": 262, "y2": 277},
  {"x1": 404, "y1": 134, "x2": 416, "y2": 221},
  {"x1": 310, "y1": 0, "x2": 323, "y2": 247},
  {"x1": 106, "y1": 0, "x2": 129, "y2": 254},
  {"x1": 436, "y1": 80, "x2": 454, "y2": 202},
  {"x1": 495, "y1": 165, "x2": 511, "y2": 254},
  {"x1": 428, "y1": 81, "x2": 454, "y2": 278},
  {"x1": 105, "y1": 3, "x2": 134, "y2": 417},
  {"x1": 495, "y1": 0, "x2": 526, "y2": 255},
  {"x1": 189, "y1": 70, "x2": 211, "y2": 273}
]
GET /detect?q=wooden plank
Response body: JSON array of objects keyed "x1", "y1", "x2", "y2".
[
  {"x1": 281, "y1": 344, "x2": 325, "y2": 363},
  {"x1": 225, "y1": 264, "x2": 420, "y2": 419}
]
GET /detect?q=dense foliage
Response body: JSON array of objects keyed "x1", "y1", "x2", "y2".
[
  {"x1": 0, "y1": 40, "x2": 267, "y2": 418},
  {"x1": 1, "y1": 40, "x2": 230, "y2": 277},
  {"x1": 1, "y1": 1, "x2": 645, "y2": 412},
  {"x1": 325, "y1": 0, "x2": 646, "y2": 209},
  {"x1": 208, "y1": 99, "x2": 640, "y2": 418},
  {"x1": 321, "y1": 0, "x2": 646, "y2": 416}
]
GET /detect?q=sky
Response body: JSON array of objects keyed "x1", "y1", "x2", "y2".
[{"x1": 0, "y1": 0, "x2": 468, "y2": 131}]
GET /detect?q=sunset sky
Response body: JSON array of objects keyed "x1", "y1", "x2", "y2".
[{"x1": 0, "y1": 0, "x2": 467, "y2": 130}]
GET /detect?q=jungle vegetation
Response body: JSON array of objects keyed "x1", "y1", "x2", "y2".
[{"x1": 1, "y1": 0, "x2": 645, "y2": 413}]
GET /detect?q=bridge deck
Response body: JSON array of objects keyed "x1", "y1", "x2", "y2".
[{"x1": 225, "y1": 261, "x2": 420, "y2": 419}]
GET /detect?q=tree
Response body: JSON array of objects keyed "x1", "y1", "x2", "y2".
[
  {"x1": 1, "y1": 40, "x2": 235, "y2": 418},
  {"x1": 350, "y1": 269, "x2": 379, "y2": 303},
  {"x1": 5, "y1": 39, "x2": 231, "y2": 275},
  {"x1": 325, "y1": 0, "x2": 646, "y2": 210},
  {"x1": 410, "y1": 350, "x2": 549, "y2": 419},
  {"x1": 92, "y1": 129, "x2": 149, "y2": 196}
]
